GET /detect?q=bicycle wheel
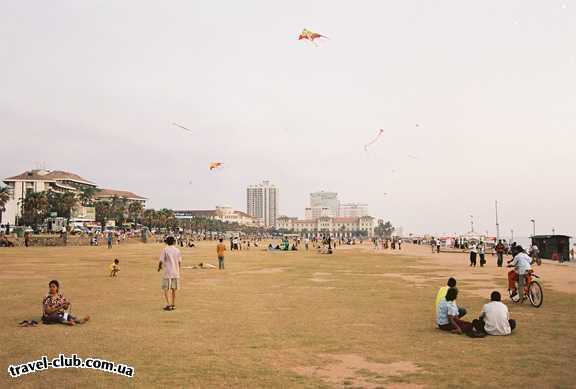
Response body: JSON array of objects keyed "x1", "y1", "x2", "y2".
[{"x1": 528, "y1": 281, "x2": 543, "y2": 308}]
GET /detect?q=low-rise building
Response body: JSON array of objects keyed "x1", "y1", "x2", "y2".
[
  {"x1": 277, "y1": 215, "x2": 375, "y2": 236},
  {"x1": 174, "y1": 206, "x2": 260, "y2": 227}
]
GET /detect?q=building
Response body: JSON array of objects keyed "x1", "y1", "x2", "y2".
[
  {"x1": 304, "y1": 206, "x2": 332, "y2": 219},
  {"x1": 277, "y1": 215, "x2": 375, "y2": 236},
  {"x1": 339, "y1": 203, "x2": 369, "y2": 218},
  {"x1": 309, "y1": 191, "x2": 339, "y2": 217},
  {"x1": 94, "y1": 189, "x2": 147, "y2": 205},
  {"x1": 174, "y1": 206, "x2": 260, "y2": 227},
  {"x1": 246, "y1": 180, "x2": 278, "y2": 227},
  {"x1": 531, "y1": 235, "x2": 571, "y2": 261},
  {"x1": 1, "y1": 169, "x2": 146, "y2": 225}
]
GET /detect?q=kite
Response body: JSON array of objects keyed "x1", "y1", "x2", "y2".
[
  {"x1": 298, "y1": 29, "x2": 328, "y2": 45},
  {"x1": 209, "y1": 162, "x2": 223, "y2": 170},
  {"x1": 172, "y1": 122, "x2": 193, "y2": 132},
  {"x1": 364, "y1": 129, "x2": 384, "y2": 151}
]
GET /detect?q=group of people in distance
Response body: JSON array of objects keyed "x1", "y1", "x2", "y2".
[{"x1": 435, "y1": 277, "x2": 516, "y2": 337}]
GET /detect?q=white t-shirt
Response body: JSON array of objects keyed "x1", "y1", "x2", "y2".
[
  {"x1": 159, "y1": 246, "x2": 182, "y2": 279},
  {"x1": 481, "y1": 301, "x2": 511, "y2": 336},
  {"x1": 511, "y1": 252, "x2": 532, "y2": 274}
]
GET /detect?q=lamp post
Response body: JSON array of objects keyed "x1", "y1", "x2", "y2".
[
  {"x1": 530, "y1": 219, "x2": 536, "y2": 237},
  {"x1": 470, "y1": 215, "x2": 474, "y2": 233},
  {"x1": 510, "y1": 229, "x2": 514, "y2": 243}
]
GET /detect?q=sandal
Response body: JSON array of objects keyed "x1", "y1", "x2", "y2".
[
  {"x1": 163, "y1": 305, "x2": 172, "y2": 311},
  {"x1": 170, "y1": 305, "x2": 175, "y2": 310}
]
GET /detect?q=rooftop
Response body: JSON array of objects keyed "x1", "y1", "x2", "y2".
[
  {"x1": 94, "y1": 188, "x2": 147, "y2": 200},
  {"x1": 4, "y1": 170, "x2": 96, "y2": 186}
]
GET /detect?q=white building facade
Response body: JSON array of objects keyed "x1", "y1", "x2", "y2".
[
  {"x1": 309, "y1": 191, "x2": 339, "y2": 217},
  {"x1": 339, "y1": 203, "x2": 369, "y2": 218},
  {"x1": 175, "y1": 206, "x2": 260, "y2": 227},
  {"x1": 277, "y1": 215, "x2": 375, "y2": 237},
  {"x1": 246, "y1": 181, "x2": 278, "y2": 227}
]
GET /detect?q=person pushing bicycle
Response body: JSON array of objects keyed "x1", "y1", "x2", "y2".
[{"x1": 507, "y1": 245, "x2": 532, "y2": 302}]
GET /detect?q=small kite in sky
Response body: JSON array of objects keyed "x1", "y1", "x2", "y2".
[
  {"x1": 364, "y1": 129, "x2": 384, "y2": 151},
  {"x1": 298, "y1": 29, "x2": 328, "y2": 45},
  {"x1": 173, "y1": 122, "x2": 193, "y2": 132},
  {"x1": 209, "y1": 162, "x2": 223, "y2": 170}
]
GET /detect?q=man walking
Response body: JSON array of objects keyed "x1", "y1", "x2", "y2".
[
  {"x1": 158, "y1": 236, "x2": 182, "y2": 311},
  {"x1": 217, "y1": 238, "x2": 226, "y2": 270},
  {"x1": 495, "y1": 240, "x2": 505, "y2": 267}
]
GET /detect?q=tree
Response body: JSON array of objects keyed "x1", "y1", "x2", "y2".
[
  {"x1": 47, "y1": 191, "x2": 78, "y2": 221},
  {"x1": 95, "y1": 201, "x2": 112, "y2": 229},
  {"x1": 79, "y1": 187, "x2": 100, "y2": 206},
  {"x1": 374, "y1": 220, "x2": 395, "y2": 239},
  {"x1": 20, "y1": 192, "x2": 49, "y2": 227},
  {"x1": 0, "y1": 185, "x2": 10, "y2": 224},
  {"x1": 128, "y1": 202, "x2": 144, "y2": 225}
]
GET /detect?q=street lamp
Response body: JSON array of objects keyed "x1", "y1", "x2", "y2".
[
  {"x1": 530, "y1": 219, "x2": 536, "y2": 237},
  {"x1": 510, "y1": 229, "x2": 514, "y2": 243},
  {"x1": 470, "y1": 215, "x2": 474, "y2": 233}
]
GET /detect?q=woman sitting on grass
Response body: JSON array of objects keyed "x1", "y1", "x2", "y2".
[{"x1": 42, "y1": 280, "x2": 90, "y2": 326}]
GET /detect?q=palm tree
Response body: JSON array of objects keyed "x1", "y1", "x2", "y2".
[
  {"x1": 21, "y1": 192, "x2": 49, "y2": 227},
  {"x1": 95, "y1": 201, "x2": 112, "y2": 230},
  {"x1": 79, "y1": 187, "x2": 100, "y2": 206},
  {"x1": 0, "y1": 186, "x2": 10, "y2": 224},
  {"x1": 128, "y1": 202, "x2": 144, "y2": 225}
]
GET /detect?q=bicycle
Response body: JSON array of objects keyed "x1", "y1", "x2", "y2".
[{"x1": 508, "y1": 270, "x2": 543, "y2": 308}]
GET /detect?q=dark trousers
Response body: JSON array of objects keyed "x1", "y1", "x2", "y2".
[
  {"x1": 473, "y1": 318, "x2": 516, "y2": 333},
  {"x1": 42, "y1": 312, "x2": 75, "y2": 324},
  {"x1": 479, "y1": 253, "x2": 486, "y2": 267},
  {"x1": 438, "y1": 318, "x2": 474, "y2": 333},
  {"x1": 470, "y1": 252, "x2": 477, "y2": 266},
  {"x1": 497, "y1": 253, "x2": 504, "y2": 267},
  {"x1": 218, "y1": 256, "x2": 224, "y2": 270}
]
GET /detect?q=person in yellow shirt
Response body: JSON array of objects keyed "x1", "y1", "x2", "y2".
[
  {"x1": 109, "y1": 258, "x2": 120, "y2": 277},
  {"x1": 435, "y1": 277, "x2": 467, "y2": 318},
  {"x1": 216, "y1": 238, "x2": 226, "y2": 270}
]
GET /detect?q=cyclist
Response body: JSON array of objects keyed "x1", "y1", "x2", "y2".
[{"x1": 507, "y1": 245, "x2": 532, "y2": 302}]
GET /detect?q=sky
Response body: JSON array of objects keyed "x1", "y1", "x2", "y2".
[{"x1": 1, "y1": 0, "x2": 574, "y2": 239}]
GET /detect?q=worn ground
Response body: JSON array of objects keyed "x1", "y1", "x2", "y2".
[{"x1": 1, "y1": 242, "x2": 575, "y2": 388}]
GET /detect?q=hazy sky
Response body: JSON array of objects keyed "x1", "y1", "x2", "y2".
[{"x1": 1, "y1": 1, "x2": 574, "y2": 238}]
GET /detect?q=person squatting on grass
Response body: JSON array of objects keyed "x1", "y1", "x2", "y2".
[
  {"x1": 158, "y1": 236, "x2": 182, "y2": 311},
  {"x1": 472, "y1": 291, "x2": 516, "y2": 336},
  {"x1": 435, "y1": 277, "x2": 467, "y2": 319},
  {"x1": 42, "y1": 280, "x2": 90, "y2": 325}
]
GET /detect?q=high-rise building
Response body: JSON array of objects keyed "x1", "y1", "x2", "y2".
[
  {"x1": 309, "y1": 191, "x2": 339, "y2": 217},
  {"x1": 339, "y1": 203, "x2": 369, "y2": 218},
  {"x1": 246, "y1": 180, "x2": 279, "y2": 227}
]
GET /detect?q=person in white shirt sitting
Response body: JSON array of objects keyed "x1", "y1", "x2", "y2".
[
  {"x1": 473, "y1": 291, "x2": 516, "y2": 335},
  {"x1": 507, "y1": 245, "x2": 532, "y2": 301}
]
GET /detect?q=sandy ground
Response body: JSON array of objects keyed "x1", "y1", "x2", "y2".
[{"x1": 0, "y1": 242, "x2": 575, "y2": 388}]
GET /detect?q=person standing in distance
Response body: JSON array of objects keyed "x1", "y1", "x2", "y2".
[
  {"x1": 217, "y1": 238, "x2": 226, "y2": 270},
  {"x1": 158, "y1": 236, "x2": 182, "y2": 311}
]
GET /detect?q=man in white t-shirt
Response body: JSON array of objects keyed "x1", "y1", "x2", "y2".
[
  {"x1": 473, "y1": 291, "x2": 516, "y2": 335},
  {"x1": 508, "y1": 246, "x2": 532, "y2": 301},
  {"x1": 158, "y1": 236, "x2": 182, "y2": 311}
]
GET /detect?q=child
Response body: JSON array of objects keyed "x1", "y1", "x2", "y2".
[{"x1": 109, "y1": 258, "x2": 120, "y2": 277}]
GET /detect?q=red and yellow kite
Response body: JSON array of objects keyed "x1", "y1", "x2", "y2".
[{"x1": 298, "y1": 29, "x2": 328, "y2": 45}]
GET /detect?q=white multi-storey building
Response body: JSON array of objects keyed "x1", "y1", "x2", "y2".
[
  {"x1": 308, "y1": 191, "x2": 339, "y2": 217},
  {"x1": 339, "y1": 203, "x2": 369, "y2": 218},
  {"x1": 246, "y1": 180, "x2": 278, "y2": 227},
  {"x1": 277, "y1": 215, "x2": 375, "y2": 237},
  {"x1": 175, "y1": 206, "x2": 260, "y2": 227},
  {"x1": 1, "y1": 169, "x2": 146, "y2": 225}
]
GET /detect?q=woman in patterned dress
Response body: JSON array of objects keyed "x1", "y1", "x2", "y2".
[{"x1": 42, "y1": 280, "x2": 90, "y2": 325}]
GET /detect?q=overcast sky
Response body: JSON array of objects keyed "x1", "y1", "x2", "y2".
[{"x1": 1, "y1": 1, "x2": 574, "y2": 238}]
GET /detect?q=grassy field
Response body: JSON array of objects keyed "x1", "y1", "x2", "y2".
[{"x1": 1, "y1": 242, "x2": 575, "y2": 388}]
